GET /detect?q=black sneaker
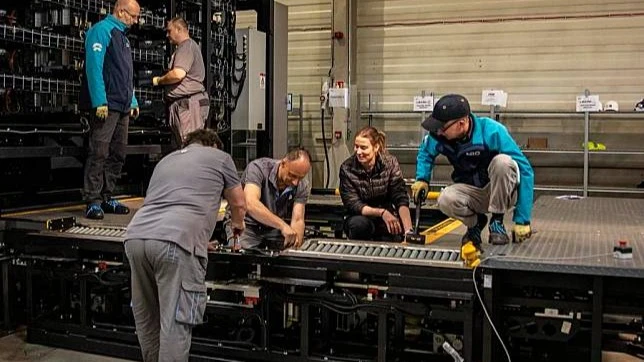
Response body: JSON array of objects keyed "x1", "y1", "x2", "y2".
[
  {"x1": 101, "y1": 199, "x2": 130, "y2": 214},
  {"x1": 461, "y1": 227, "x2": 482, "y2": 250},
  {"x1": 488, "y1": 219, "x2": 510, "y2": 245},
  {"x1": 86, "y1": 203, "x2": 104, "y2": 220},
  {"x1": 461, "y1": 214, "x2": 487, "y2": 248}
]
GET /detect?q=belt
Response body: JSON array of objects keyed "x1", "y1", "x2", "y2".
[{"x1": 166, "y1": 92, "x2": 209, "y2": 107}]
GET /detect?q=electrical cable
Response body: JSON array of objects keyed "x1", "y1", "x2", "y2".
[
  {"x1": 283, "y1": 290, "x2": 426, "y2": 317},
  {"x1": 3, "y1": 87, "x2": 20, "y2": 114},
  {"x1": 321, "y1": 108, "x2": 330, "y2": 188},
  {"x1": 8, "y1": 49, "x2": 16, "y2": 73},
  {"x1": 472, "y1": 252, "x2": 615, "y2": 362}
]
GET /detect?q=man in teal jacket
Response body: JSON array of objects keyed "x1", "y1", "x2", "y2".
[
  {"x1": 80, "y1": 0, "x2": 140, "y2": 219},
  {"x1": 411, "y1": 94, "x2": 534, "y2": 247}
]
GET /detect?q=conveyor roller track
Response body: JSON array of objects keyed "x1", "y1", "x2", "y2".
[{"x1": 281, "y1": 239, "x2": 463, "y2": 268}]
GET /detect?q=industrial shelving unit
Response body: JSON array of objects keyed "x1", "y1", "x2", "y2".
[
  {"x1": 0, "y1": 0, "x2": 172, "y2": 209},
  {"x1": 0, "y1": 73, "x2": 80, "y2": 93},
  {"x1": 0, "y1": 24, "x2": 83, "y2": 51},
  {"x1": 41, "y1": 0, "x2": 167, "y2": 28},
  {"x1": 359, "y1": 101, "x2": 644, "y2": 196}
]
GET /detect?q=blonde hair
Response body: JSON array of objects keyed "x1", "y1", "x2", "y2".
[
  {"x1": 168, "y1": 17, "x2": 189, "y2": 32},
  {"x1": 356, "y1": 126, "x2": 387, "y2": 155}
]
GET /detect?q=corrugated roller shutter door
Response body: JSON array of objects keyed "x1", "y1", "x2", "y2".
[
  {"x1": 357, "y1": 0, "x2": 644, "y2": 111},
  {"x1": 356, "y1": 0, "x2": 644, "y2": 190}
]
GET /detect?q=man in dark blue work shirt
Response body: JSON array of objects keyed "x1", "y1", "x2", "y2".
[{"x1": 80, "y1": 0, "x2": 140, "y2": 219}]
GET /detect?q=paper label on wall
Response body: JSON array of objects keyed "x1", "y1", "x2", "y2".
[
  {"x1": 481, "y1": 89, "x2": 508, "y2": 107},
  {"x1": 259, "y1": 73, "x2": 265, "y2": 90},
  {"x1": 413, "y1": 96, "x2": 434, "y2": 111},
  {"x1": 286, "y1": 93, "x2": 293, "y2": 112},
  {"x1": 329, "y1": 87, "x2": 349, "y2": 108},
  {"x1": 576, "y1": 95, "x2": 601, "y2": 112}
]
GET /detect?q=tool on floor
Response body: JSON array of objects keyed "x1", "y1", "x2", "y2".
[{"x1": 405, "y1": 188, "x2": 427, "y2": 244}]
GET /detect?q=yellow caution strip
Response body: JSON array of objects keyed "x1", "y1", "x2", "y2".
[
  {"x1": 426, "y1": 191, "x2": 440, "y2": 200},
  {"x1": 329, "y1": 188, "x2": 437, "y2": 199},
  {"x1": 420, "y1": 217, "x2": 463, "y2": 244},
  {"x1": 3, "y1": 197, "x2": 144, "y2": 218}
]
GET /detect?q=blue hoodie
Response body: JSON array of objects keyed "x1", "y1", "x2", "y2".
[
  {"x1": 416, "y1": 114, "x2": 534, "y2": 224},
  {"x1": 80, "y1": 14, "x2": 138, "y2": 113}
]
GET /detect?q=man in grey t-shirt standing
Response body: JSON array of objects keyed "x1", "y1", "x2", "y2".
[
  {"x1": 125, "y1": 129, "x2": 246, "y2": 362},
  {"x1": 226, "y1": 148, "x2": 312, "y2": 249},
  {"x1": 153, "y1": 17, "x2": 209, "y2": 148}
]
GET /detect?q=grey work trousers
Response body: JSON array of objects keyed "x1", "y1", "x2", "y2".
[
  {"x1": 437, "y1": 154, "x2": 519, "y2": 228},
  {"x1": 82, "y1": 111, "x2": 129, "y2": 203},
  {"x1": 167, "y1": 92, "x2": 209, "y2": 148},
  {"x1": 125, "y1": 239, "x2": 208, "y2": 362}
]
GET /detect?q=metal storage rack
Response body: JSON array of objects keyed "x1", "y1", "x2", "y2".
[
  {"x1": 0, "y1": 24, "x2": 83, "y2": 51},
  {"x1": 41, "y1": 0, "x2": 166, "y2": 28},
  {"x1": 359, "y1": 95, "x2": 644, "y2": 196}
]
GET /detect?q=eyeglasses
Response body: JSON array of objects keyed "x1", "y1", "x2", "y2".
[
  {"x1": 121, "y1": 8, "x2": 140, "y2": 20},
  {"x1": 438, "y1": 119, "x2": 461, "y2": 134}
]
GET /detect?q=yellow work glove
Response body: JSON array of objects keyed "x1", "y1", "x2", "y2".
[
  {"x1": 411, "y1": 180, "x2": 429, "y2": 203},
  {"x1": 130, "y1": 107, "x2": 139, "y2": 119},
  {"x1": 152, "y1": 76, "x2": 161, "y2": 86},
  {"x1": 513, "y1": 224, "x2": 532, "y2": 243},
  {"x1": 95, "y1": 105, "x2": 108, "y2": 119}
]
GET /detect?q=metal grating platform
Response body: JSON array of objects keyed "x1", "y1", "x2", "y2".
[
  {"x1": 1, "y1": 198, "x2": 145, "y2": 228},
  {"x1": 484, "y1": 196, "x2": 644, "y2": 278},
  {"x1": 282, "y1": 238, "x2": 464, "y2": 268}
]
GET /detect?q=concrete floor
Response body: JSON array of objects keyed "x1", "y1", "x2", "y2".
[{"x1": 0, "y1": 330, "x2": 132, "y2": 362}]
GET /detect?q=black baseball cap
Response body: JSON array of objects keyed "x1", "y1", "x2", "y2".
[{"x1": 421, "y1": 94, "x2": 471, "y2": 132}]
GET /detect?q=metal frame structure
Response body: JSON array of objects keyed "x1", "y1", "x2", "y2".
[
  {"x1": 360, "y1": 95, "x2": 644, "y2": 196},
  {"x1": 2, "y1": 196, "x2": 644, "y2": 361},
  {"x1": 3, "y1": 229, "x2": 478, "y2": 362},
  {"x1": 479, "y1": 196, "x2": 644, "y2": 362},
  {"x1": 482, "y1": 267, "x2": 644, "y2": 362},
  {"x1": 0, "y1": 197, "x2": 477, "y2": 362}
]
